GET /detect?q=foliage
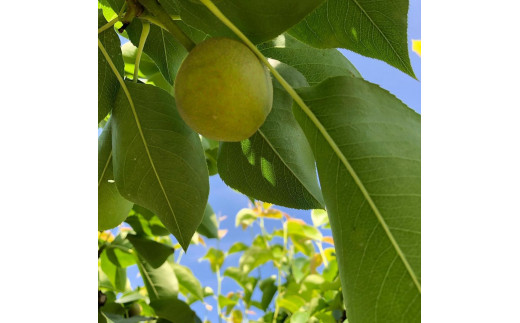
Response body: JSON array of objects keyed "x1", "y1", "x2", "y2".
[{"x1": 98, "y1": 0, "x2": 420, "y2": 322}]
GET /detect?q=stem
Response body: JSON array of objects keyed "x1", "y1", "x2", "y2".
[
  {"x1": 98, "y1": 17, "x2": 119, "y2": 34},
  {"x1": 258, "y1": 217, "x2": 270, "y2": 249},
  {"x1": 272, "y1": 265, "x2": 282, "y2": 323},
  {"x1": 134, "y1": 21, "x2": 151, "y2": 83},
  {"x1": 176, "y1": 249, "x2": 184, "y2": 264},
  {"x1": 216, "y1": 265, "x2": 223, "y2": 323},
  {"x1": 138, "y1": 0, "x2": 196, "y2": 51}
]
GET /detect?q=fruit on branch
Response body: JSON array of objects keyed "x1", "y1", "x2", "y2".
[
  {"x1": 174, "y1": 37, "x2": 273, "y2": 142},
  {"x1": 127, "y1": 302, "x2": 142, "y2": 317}
]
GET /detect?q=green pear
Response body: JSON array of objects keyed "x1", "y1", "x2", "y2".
[{"x1": 175, "y1": 37, "x2": 273, "y2": 142}]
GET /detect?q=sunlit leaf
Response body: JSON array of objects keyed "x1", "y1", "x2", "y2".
[
  {"x1": 171, "y1": 263, "x2": 204, "y2": 302},
  {"x1": 294, "y1": 76, "x2": 420, "y2": 321},
  {"x1": 202, "y1": 248, "x2": 225, "y2": 272}
]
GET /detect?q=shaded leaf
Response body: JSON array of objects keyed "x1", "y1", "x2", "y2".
[
  {"x1": 175, "y1": 0, "x2": 326, "y2": 44},
  {"x1": 196, "y1": 204, "x2": 219, "y2": 239},
  {"x1": 100, "y1": 251, "x2": 127, "y2": 292},
  {"x1": 294, "y1": 76, "x2": 420, "y2": 322},
  {"x1": 111, "y1": 81, "x2": 209, "y2": 251},
  {"x1": 99, "y1": 120, "x2": 133, "y2": 231},
  {"x1": 127, "y1": 234, "x2": 174, "y2": 268},
  {"x1": 218, "y1": 63, "x2": 323, "y2": 209},
  {"x1": 201, "y1": 137, "x2": 219, "y2": 176},
  {"x1": 259, "y1": 277, "x2": 277, "y2": 311},
  {"x1": 136, "y1": 256, "x2": 179, "y2": 300},
  {"x1": 288, "y1": 0, "x2": 415, "y2": 77},
  {"x1": 150, "y1": 298, "x2": 198, "y2": 323},
  {"x1": 98, "y1": 10, "x2": 124, "y2": 122},
  {"x1": 258, "y1": 33, "x2": 361, "y2": 85}
]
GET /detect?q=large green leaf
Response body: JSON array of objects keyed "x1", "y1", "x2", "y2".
[
  {"x1": 218, "y1": 63, "x2": 323, "y2": 209},
  {"x1": 136, "y1": 255, "x2": 179, "y2": 300},
  {"x1": 196, "y1": 204, "x2": 218, "y2": 239},
  {"x1": 293, "y1": 76, "x2": 420, "y2": 322},
  {"x1": 98, "y1": 10, "x2": 124, "y2": 122},
  {"x1": 125, "y1": 20, "x2": 206, "y2": 85},
  {"x1": 175, "y1": 0, "x2": 327, "y2": 44},
  {"x1": 127, "y1": 234, "x2": 174, "y2": 268},
  {"x1": 288, "y1": 0, "x2": 415, "y2": 78},
  {"x1": 171, "y1": 263, "x2": 204, "y2": 302},
  {"x1": 99, "y1": 120, "x2": 133, "y2": 231},
  {"x1": 258, "y1": 33, "x2": 361, "y2": 85},
  {"x1": 150, "y1": 299, "x2": 198, "y2": 323},
  {"x1": 111, "y1": 81, "x2": 209, "y2": 251}
]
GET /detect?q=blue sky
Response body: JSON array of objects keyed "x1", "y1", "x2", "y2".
[{"x1": 114, "y1": 1, "x2": 421, "y2": 320}]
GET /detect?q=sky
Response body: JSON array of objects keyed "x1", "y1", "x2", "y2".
[{"x1": 112, "y1": 1, "x2": 421, "y2": 321}]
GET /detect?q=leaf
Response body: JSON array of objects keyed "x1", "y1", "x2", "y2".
[
  {"x1": 259, "y1": 277, "x2": 277, "y2": 311},
  {"x1": 121, "y1": 42, "x2": 174, "y2": 95},
  {"x1": 196, "y1": 204, "x2": 219, "y2": 239},
  {"x1": 239, "y1": 247, "x2": 273, "y2": 274},
  {"x1": 202, "y1": 248, "x2": 225, "y2": 272},
  {"x1": 218, "y1": 63, "x2": 324, "y2": 209},
  {"x1": 258, "y1": 33, "x2": 361, "y2": 85},
  {"x1": 277, "y1": 294, "x2": 306, "y2": 313},
  {"x1": 293, "y1": 76, "x2": 420, "y2": 322},
  {"x1": 311, "y1": 209, "x2": 328, "y2": 228},
  {"x1": 290, "y1": 311, "x2": 310, "y2": 323},
  {"x1": 288, "y1": 0, "x2": 416, "y2": 78},
  {"x1": 115, "y1": 290, "x2": 145, "y2": 304},
  {"x1": 98, "y1": 10, "x2": 124, "y2": 123},
  {"x1": 223, "y1": 267, "x2": 257, "y2": 305},
  {"x1": 99, "y1": 120, "x2": 133, "y2": 231},
  {"x1": 201, "y1": 137, "x2": 219, "y2": 176},
  {"x1": 125, "y1": 19, "x2": 207, "y2": 85},
  {"x1": 175, "y1": 0, "x2": 327, "y2": 44},
  {"x1": 287, "y1": 219, "x2": 323, "y2": 241},
  {"x1": 228, "y1": 242, "x2": 248, "y2": 255},
  {"x1": 100, "y1": 250, "x2": 127, "y2": 292},
  {"x1": 136, "y1": 256, "x2": 179, "y2": 300},
  {"x1": 171, "y1": 263, "x2": 204, "y2": 302},
  {"x1": 111, "y1": 81, "x2": 209, "y2": 251},
  {"x1": 150, "y1": 299, "x2": 198, "y2": 323},
  {"x1": 235, "y1": 208, "x2": 257, "y2": 229},
  {"x1": 127, "y1": 234, "x2": 174, "y2": 268}
]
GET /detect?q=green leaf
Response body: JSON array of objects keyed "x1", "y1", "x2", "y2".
[
  {"x1": 126, "y1": 205, "x2": 172, "y2": 237},
  {"x1": 151, "y1": 299, "x2": 197, "y2": 322},
  {"x1": 239, "y1": 246, "x2": 273, "y2": 274},
  {"x1": 228, "y1": 242, "x2": 248, "y2": 255},
  {"x1": 293, "y1": 76, "x2": 420, "y2": 322},
  {"x1": 121, "y1": 42, "x2": 174, "y2": 95},
  {"x1": 218, "y1": 63, "x2": 323, "y2": 209},
  {"x1": 201, "y1": 137, "x2": 219, "y2": 176},
  {"x1": 196, "y1": 204, "x2": 218, "y2": 239},
  {"x1": 223, "y1": 267, "x2": 257, "y2": 306},
  {"x1": 136, "y1": 256, "x2": 179, "y2": 300},
  {"x1": 105, "y1": 246, "x2": 135, "y2": 268},
  {"x1": 235, "y1": 208, "x2": 257, "y2": 229},
  {"x1": 259, "y1": 277, "x2": 277, "y2": 311},
  {"x1": 111, "y1": 81, "x2": 209, "y2": 251},
  {"x1": 277, "y1": 294, "x2": 306, "y2": 313},
  {"x1": 98, "y1": 10, "x2": 124, "y2": 123},
  {"x1": 290, "y1": 311, "x2": 310, "y2": 323},
  {"x1": 175, "y1": 0, "x2": 326, "y2": 44},
  {"x1": 202, "y1": 248, "x2": 225, "y2": 272},
  {"x1": 287, "y1": 220, "x2": 323, "y2": 241},
  {"x1": 125, "y1": 19, "x2": 207, "y2": 85},
  {"x1": 100, "y1": 250, "x2": 127, "y2": 292},
  {"x1": 311, "y1": 209, "x2": 329, "y2": 228},
  {"x1": 288, "y1": 0, "x2": 415, "y2": 78},
  {"x1": 99, "y1": 120, "x2": 133, "y2": 231},
  {"x1": 115, "y1": 290, "x2": 145, "y2": 304},
  {"x1": 171, "y1": 263, "x2": 204, "y2": 302},
  {"x1": 258, "y1": 33, "x2": 361, "y2": 85},
  {"x1": 127, "y1": 234, "x2": 174, "y2": 268}
]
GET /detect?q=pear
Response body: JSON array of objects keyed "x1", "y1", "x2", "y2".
[{"x1": 175, "y1": 37, "x2": 273, "y2": 142}]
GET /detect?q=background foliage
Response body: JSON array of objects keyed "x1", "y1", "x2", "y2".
[{"x1": 98, "y1": 0, "x2": 420, "y2": 322}]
